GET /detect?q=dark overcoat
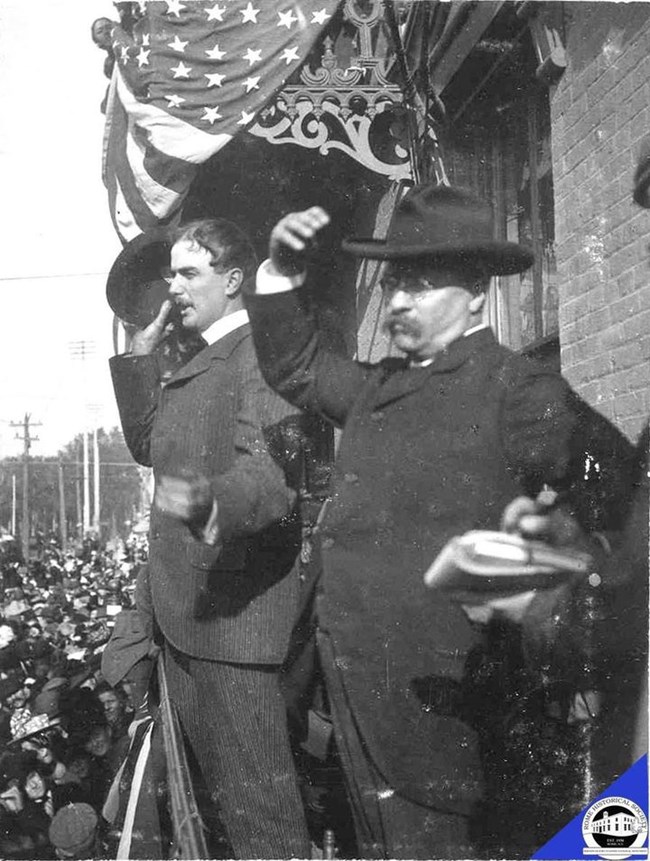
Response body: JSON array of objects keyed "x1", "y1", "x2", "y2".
[
  {"x1": 110, "y1": 324, "x2": 302, "y2": 663},
  {"x1": 245, "y1": 288, "x2": 635, "y2": 816}
]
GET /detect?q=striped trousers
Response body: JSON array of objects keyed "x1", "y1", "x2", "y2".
[{"x1": 164, "y1": 644, "x2": 311, "y2": 859}]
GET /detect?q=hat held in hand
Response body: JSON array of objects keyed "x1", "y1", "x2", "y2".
[{"x1": 106, "y1": 229, "x2": 172, "y2": 327}]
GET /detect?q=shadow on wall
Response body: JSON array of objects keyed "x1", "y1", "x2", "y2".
[{"x1": 182, "y1": 134, "x2": 390, "y2": 356}]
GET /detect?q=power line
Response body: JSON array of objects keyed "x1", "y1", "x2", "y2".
[
  {"x1": 0, "y1": 461, "x2": 141, "y2": 468},
  {"x1": 0, "y1": 272, "x2": 110, "y2": 282},
  {"x1": 1, "y1": 462, "x2": 140, "y2": 468}
]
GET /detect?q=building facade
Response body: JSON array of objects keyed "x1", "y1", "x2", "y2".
[{"x1": 424, "y1": 1, "x2": 650, "y2": 442}]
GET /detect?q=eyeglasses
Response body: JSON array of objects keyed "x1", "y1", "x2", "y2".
[
  {"x1": 380, "y1": 270, "x2": 485, "y2": 297},
  {"x1": 379, "y1": 273, "x2": 441, "y2": 296}
]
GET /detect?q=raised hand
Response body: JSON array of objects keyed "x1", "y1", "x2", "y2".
[{"x1": 269, "y1": 206, "x2": 330, "y2": 276}]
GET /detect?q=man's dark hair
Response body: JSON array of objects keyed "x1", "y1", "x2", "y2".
[{"x1": 173, "y1": 219, "x2": 258, "y2": 291}]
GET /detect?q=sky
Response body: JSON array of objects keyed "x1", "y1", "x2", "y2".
[{"x1": 0, "y1": 0, "x2": 123, "y2": 457}]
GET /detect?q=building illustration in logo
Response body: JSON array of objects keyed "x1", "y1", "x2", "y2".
[{"x1": 591, "y1": 810, "x2": 642, "y2": 837}]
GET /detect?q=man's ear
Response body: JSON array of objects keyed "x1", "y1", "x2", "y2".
[
  {"x1": 469, "y1": 291, "x2": 486, "y2": 315},
  {"x1": 225, "y1": 268, "x2": 244, "y2": 297}
]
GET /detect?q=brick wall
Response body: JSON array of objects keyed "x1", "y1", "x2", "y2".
[{"x1": 550, "y1": 2, "x2": 650, "y2": 442}]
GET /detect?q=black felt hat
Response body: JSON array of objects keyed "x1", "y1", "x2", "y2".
[
  {"x1": 106, "y1": 229, "x2": 172, "y2": 326},
  {"x1": 342, "y1": 184, "x2": 534, "y2": 275}
]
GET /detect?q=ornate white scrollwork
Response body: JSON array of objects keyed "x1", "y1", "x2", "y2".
[{"x1": 250, "y1": 97, "x2": 412, "y2": 181}]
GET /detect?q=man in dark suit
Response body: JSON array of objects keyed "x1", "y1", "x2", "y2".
[
  {"x1": 110, "y1": 218, "x2": 311, "y2": 859},
  {"x1": 243, "y1": 186, "x2": 636, "y2": 858}
]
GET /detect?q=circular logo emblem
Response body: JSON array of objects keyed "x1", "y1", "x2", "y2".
[{"x1": 582, "y1": 797, "x2": 648, "y2": 860}]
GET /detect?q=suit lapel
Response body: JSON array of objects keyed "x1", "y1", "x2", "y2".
[
  {"x1": 165, "y1": 324, "x2": 251, "y2": 387},
  {"x1": 372, "y1": 328, "x2": 494, "y2": 409},
  {"x1": 372, "y1": 361, "x2": 433, "y2": 409}
]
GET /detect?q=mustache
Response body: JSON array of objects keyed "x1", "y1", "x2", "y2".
[{"x1": 382, "y1": 315, "x2": 420, "y2": 337}]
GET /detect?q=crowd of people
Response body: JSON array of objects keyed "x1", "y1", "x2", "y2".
[{"x1": 0, "y1": 537, "x2": 148, "y2": 859}]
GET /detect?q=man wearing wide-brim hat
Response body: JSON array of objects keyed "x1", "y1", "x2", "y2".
[{"x1": 243, "y1": 184, "x2": 636, "y2": 859}]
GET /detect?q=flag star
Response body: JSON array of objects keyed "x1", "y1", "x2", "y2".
[
  {"x1": 168, "y1": 35, "x2": 188, "y2": 52},
  {"x1": 142, "y1": 33, "x2": 150, "y2": 47},
  {"x1": 202, "y1": 106, "x2": 222, "y2": 124},
  {"x1": 237, "y1": 109, "x2": 256, "y2": 125},
  {"x1": 205, "y1": 72, "x2": 225, "y2": 87},
  {"x1": 136, "y1": 47, "x2": 151, "y2": 67},
  {"x1": 312, "y1": 8, "x2": 331, "y2": 25},
  {"x1": 240, "y1": 2, "x2": 260, "y2": 23},
  {"x1": 278, "y1": 9, "x2": 298, "y2": 29},
  {"x1": 243, "y1": 75, "x2": 261, "y2": 92},
  {"x1": 165, "y1": 0, "x2": 186, "y2": 16},
  {"x1": 242, "y1": 48, "x2": 262, "y2": 66},
  {"x1": 206, "y1": 3, "x2": 226, "y2": 21},
  {"x1": 165, "y1": 94, "x2": 185, "y2": 107},
  {"x1": 280, "y1": 46, "x2": 300, "y2": 65},
  {"x1": 120, "y1": 45, "x2": 130, "y2": 63},
  {"x1": 206, "y1": 43, "x2": 226, "y2": 60},
  {"x1": 171, "y1": 61, "x2": 192, "y2": 78}
]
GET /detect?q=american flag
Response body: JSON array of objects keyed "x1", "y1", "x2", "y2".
[{"x1": 103, "y1": 0, "x2": 342, "y2": 241}]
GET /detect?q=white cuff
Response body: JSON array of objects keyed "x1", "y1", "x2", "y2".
[{"x1": 256, "y1": 259, "x2": 306, "y2": 294}]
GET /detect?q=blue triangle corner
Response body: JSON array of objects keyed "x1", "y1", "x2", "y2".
[{"x1": 533, "y1": 755, "x2": 648, "y2": 861}]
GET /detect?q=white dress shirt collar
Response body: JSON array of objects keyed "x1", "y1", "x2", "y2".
[
  {"x1": 410, "y1": 323, "x2": 490, "y2": 367},
  {"x1": 201, "y1": 308, "x2": 249, "y2": 346}
]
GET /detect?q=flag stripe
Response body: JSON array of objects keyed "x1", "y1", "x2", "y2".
[
  {"x1": 126, "y1": 123, "x2": 186, "y2": 218},
  {"x1": 114, "y1": 179, "x2": 143, "y2": 242}
]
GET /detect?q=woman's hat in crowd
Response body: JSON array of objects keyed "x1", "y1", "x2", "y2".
[
  {"x1": 49, "y1": 803, "x2": 98, "y2": 858},
  {"x1": 106, "y1": 229, "x2": 172, "y2": 326},
  {"x1": 633, "y1": 136, "x2": 650, "y2": 207},
  {"x1": 342, "y1": 184, "x2": 534, "y2": 275},
  {"x1": 9, "y1": 709, "x2": 62, "y2": 744}
]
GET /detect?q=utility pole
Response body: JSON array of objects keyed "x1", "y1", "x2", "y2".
[
  {"x1": 10, "y1": 413, "x2": 41, "y2": 562},
  {"x1": 75, "y1": 441, "x2": 82, "y2": 543},
  {"x1": 93, "y1": 426, "x2": 100, "y2": 537},
  {"x1": 83, "y1": 430, "x2": 90, "y2": 536},
  {"x1": 11, "y1": 474, "x2": 16, "y2": 536},
  {"x1": 58, "y1": 460, "x2": 67, "y2": 553},
  {"x1": 68, "y1": 340, "x2": 96, "y2": 540}
]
